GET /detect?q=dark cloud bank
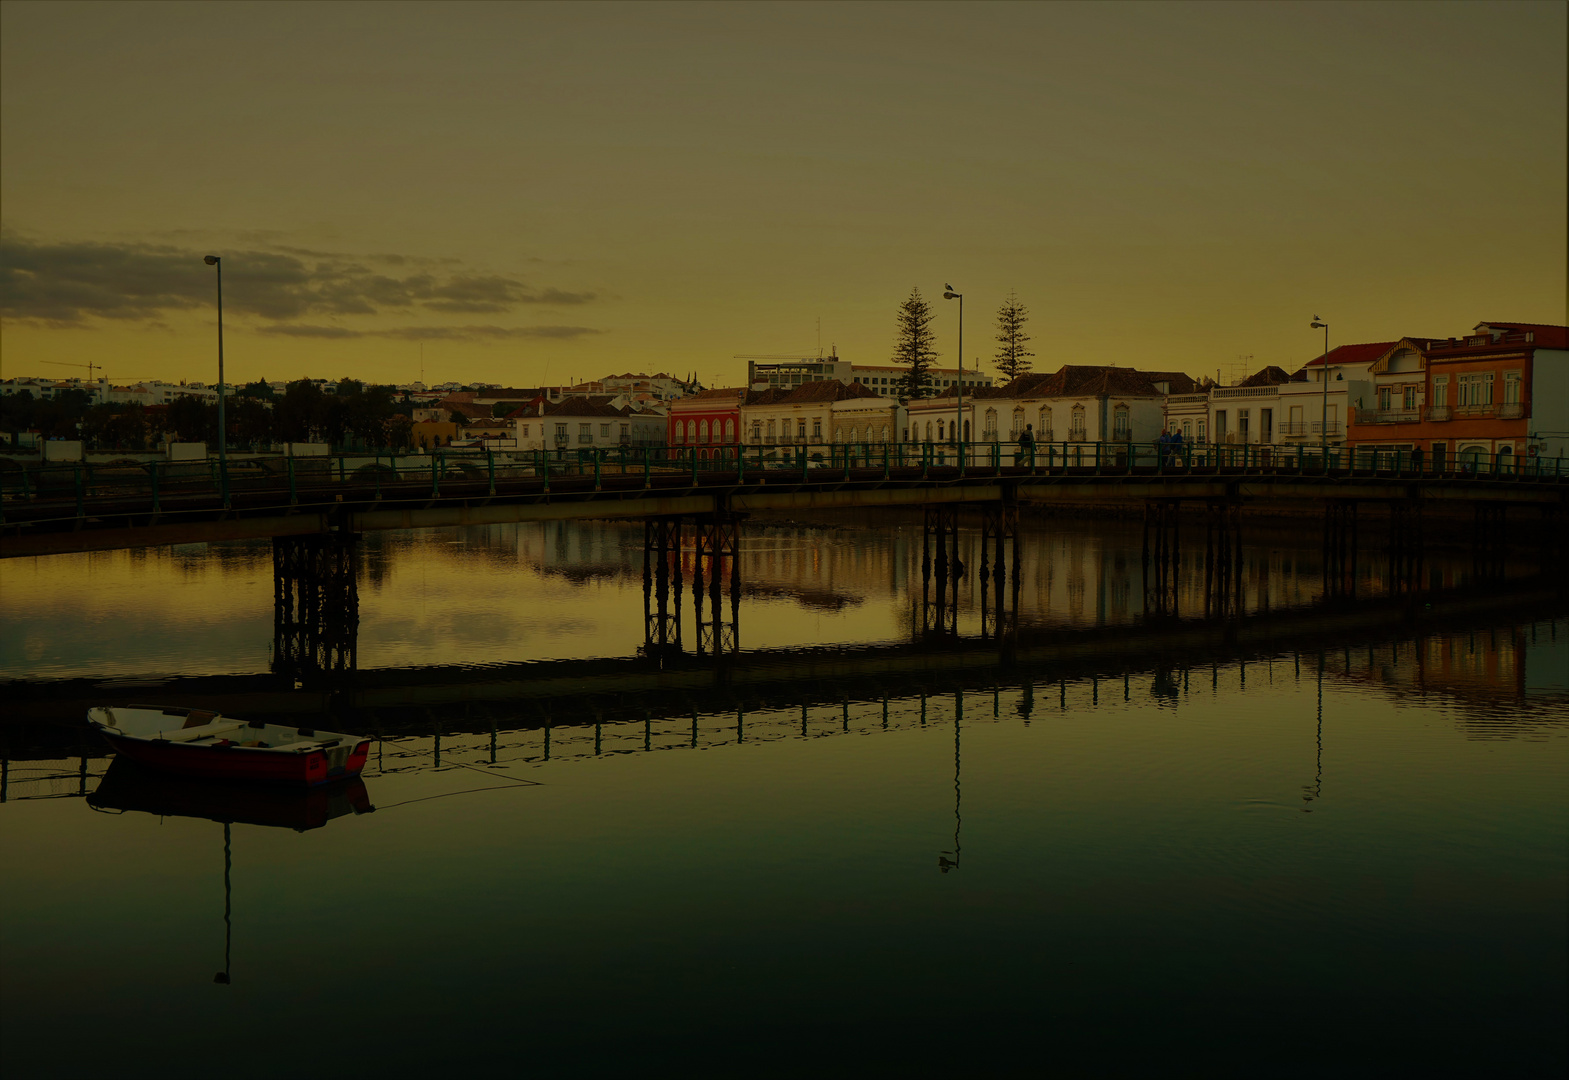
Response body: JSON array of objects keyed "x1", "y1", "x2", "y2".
[{"x1": 0, "y1": 235, "x2": 601, "y2": 341}]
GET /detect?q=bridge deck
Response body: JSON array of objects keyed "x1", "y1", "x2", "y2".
[{"x1": 3, "y1": 454, "x2": 1565, "y2": 557}]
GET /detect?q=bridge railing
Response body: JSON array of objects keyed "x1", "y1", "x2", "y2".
[{"x1": 1, "y1": 441, "x2": 1564, "y2": 523}]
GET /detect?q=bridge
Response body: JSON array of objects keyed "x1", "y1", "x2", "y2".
[{"x1": 2, "y1": 441, "x2": 1565, "y2": 557}]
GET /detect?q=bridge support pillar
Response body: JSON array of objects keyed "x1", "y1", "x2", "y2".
[
  {"x1": 691, "y1": 509, "x2": 743, "y2": 658},
  {"x1": 1323, "y1": 500, "x2": 1358, "y2": 600},
  {"x1": 922, "y1": 505, "x2": 962, "y2": 636},
  {"x1": 641, "y1": 517, "x2": 684, "y2": 661},
  {"x1": 979, "y1": 498, "x2": 1020, "y2": 645},
  {"x1": 1143, "y1": 499, "x2": 1181, "y2": 618},
  {"x1": 1472, "y1": 503, "x2": 1507, "y2": 581},
  {"x1": 1204, "y1": 500, "x2": 1243, "y2": 618},
  {"x1": 1387, "y1": 500, "x2": 1424, "y2": 595},
  {"x1": 272, "y1": 532, "x2": 359, "y2": 683}
]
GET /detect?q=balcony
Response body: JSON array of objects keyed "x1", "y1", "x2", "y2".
[
  {"x1": 1356, "y1": 409, "x2": 1420, "y2": 425},
  {"x1": 1068, "y1": 429, "x2": 1089, "y2": 442},
  {"x1": 1280, "y1": 421, "x2": 1341, "y2": 438},
  {"x1": 1454, "y1": 404, "x2": 1495, "y2": 418},
  {"x1": 1499, "y1": 402, "x2": 1525, "y2": 419},
  {"x1": 1424, "y1": 406, "x2": 1451, "y2": 422},
  {"x1": 1110, "y1": 430, "x2": 1133, "y2": 442}
]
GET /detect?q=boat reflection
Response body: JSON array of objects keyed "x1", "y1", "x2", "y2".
[
  {"x1": 88, "y1": 758, "x2": 375, "y2": 832},
  {"x1": 85, "y1": 760, "x2": 376, "y2": 987}
]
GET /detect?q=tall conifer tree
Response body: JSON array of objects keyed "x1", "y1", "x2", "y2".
[
  {"x1": 891, "y1": 286, "x2": 940, "y2": 399},
  {"x1": 993, "y1": 291, "x2": 1034, "y2": 382}
]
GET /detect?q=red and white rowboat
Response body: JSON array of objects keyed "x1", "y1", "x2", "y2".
[{"x1": 89, "y1": 705, "x2": 371, "y2": 787}]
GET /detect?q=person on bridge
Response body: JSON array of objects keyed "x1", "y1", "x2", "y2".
[{"x1": 1018, "y1": 423, "x2": 1035, "y2": 465}]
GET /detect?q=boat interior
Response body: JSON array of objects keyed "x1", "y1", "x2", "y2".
[{"x1": 91, "y1": 706, "x2": 356, "y2": 753}]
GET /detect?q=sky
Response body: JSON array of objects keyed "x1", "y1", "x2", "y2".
[{"x1": 1, "y1": 0, "x2": 1564, "y2": 390}]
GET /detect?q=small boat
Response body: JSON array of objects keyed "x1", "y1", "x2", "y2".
[{"x1": 88, "y1": 705, "x2": 372, "y2": 787}]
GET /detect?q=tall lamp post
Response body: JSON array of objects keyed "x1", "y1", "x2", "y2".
[
  {"x1": 1310, "y1": 315, "x2": 1330, "y2": 459},
  {"x1": 205, "y1": 255, "x2": 228, "y2": 505},
  {"x1": 944, "y1": 285, "x2": 962, "y2": 454}
]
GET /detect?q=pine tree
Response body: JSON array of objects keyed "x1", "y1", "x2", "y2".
[
  {"x1": 891, "y1": 286, "x2": 940, "y2": 400},
  {"x1": 993, "y1": 290, "x2": 1034, "y2": 382}
]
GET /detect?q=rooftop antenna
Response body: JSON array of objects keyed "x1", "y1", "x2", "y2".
[{"x1": 817, "y1": 317, "x2": 822, "y2": 358}]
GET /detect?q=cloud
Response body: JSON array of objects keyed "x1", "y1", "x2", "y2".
[
  {"x1": 258, "y1": 323, "x2": 604, "y2": 342},
  {"x1": 0, "y1": 234, "x2": 598, "y2": 328}
]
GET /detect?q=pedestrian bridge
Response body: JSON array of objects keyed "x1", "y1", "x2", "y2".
[{"x1": 2, "y1": 441, "x2": 1564, "y2": 557}]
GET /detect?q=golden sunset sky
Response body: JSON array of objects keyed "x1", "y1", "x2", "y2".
[{"x1": 2, "y1": 0, "x2": 1564, "y2": 389}]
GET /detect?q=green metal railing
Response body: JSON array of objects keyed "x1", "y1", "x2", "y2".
[{"x1": 1, "y1": 441, "x2": 1563, "y2": 526}]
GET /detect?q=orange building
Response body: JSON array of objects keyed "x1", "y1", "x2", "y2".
[{"x1": 1346, "y1": 321, "x2": 1568, "y2": 470}]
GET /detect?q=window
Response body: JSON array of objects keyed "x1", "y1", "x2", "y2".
[
  {"x1": 600, "y1": 424, "x2": 611, "y2": 437},
  {"x1": 1403, "y1": 386, "x2": 1416, "y2": 410},
  {"x1": 984, "y1": 408, "x2": 998, "y2": 437},
  {"x1": 1432, "y1": 376, "x2": 1449, "y2": 407},
  {"x1": 925, "y1": 421, "x2": 933, "y2": 442},
  {"x1": 1197, "y1": 420, "x2": 1207, "y2": 443},
  {"x1": 555, "y1": 422, "x2": 568, "y2": 442},
  {"x1": 1070, "y1": 404, "x2": 1086, "y2": 439},
  {"x1": 620, "y1": 423, "x2": 629, "y2": 441},
  {"x1": 1114, "y1": 405, "x2": 1130, "y2": 438},
  {"x1": 766, "y1": 419, "x2": 775, "y2": 438},
  {"x1": 937, "y1": 420, "x2": 946, "y2": 442},
  {"x1": 521, "y1": 424, "x2": 529, "y2": 436},
  {"x1": 579, "y1": 423, "x2": 592, "y2": 443},
  {"x1": 1503, "y1": 371, "x2": 1521, "y2": 404},
  {"x1": 810, "y1": 418, "x2": 820, "y2": 439},
  {"x1": 1458, "y1": 373, "x2": 1494, "y2": 406},
  {"x1": 724, "y1": 419, "x2": 734, "y2": 442},
  {"x1": 834, "y1": 425, "x2": 843, "y2": 443},
  {"x1": 1378, "y1": 387, "x2": 1392, "y2": 411},
  {"x1": 1237, "y1": 409, "x2": 1249, "y2": 443},
  {"x1": 699, "y1": 420, "x2": 709, "y2": 443},
  {"x1": 1214, "y1": 410, "x2": 1227, "y2": 440},
  {"x1": 849, "y1": 426, "x2": 859, "y2": 442},
  {"x1": 881, "y1": 425, "x2": 890, "y2": 442},
  {"x1": 1039, "y1": 406, "x2": 1051, "y2": 436},
  {"x1": 1011, "y1": 407, "x2": 1025, "y2": 436},
  {"x1": 1182, "y1": 420, "x2": 1192, "y2": 439}
]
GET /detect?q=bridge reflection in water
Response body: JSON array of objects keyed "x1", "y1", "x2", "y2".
[{"x1": 254, "y1": 492, "x2": 1562, "y2": 687}]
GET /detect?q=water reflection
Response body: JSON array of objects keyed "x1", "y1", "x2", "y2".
[{"x1": 1, "y1": 513, "x2": 1554, "y2": 685}]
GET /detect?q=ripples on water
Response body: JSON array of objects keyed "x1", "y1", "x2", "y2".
[{"x1": 1, "y1": 517, "x2": 1565, "y2": 1076}]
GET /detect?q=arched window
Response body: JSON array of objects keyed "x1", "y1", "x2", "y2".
[
  {"x1": 699, "y1": 420, "x2": 709, "y2": 444},
  {"x1": 673, "y1": 421, "x2": 684, "y2": 444},
  {"x1": 834, "y1": 425, "x2": 843, "y2": 443},
  {"x1": 1497, "y1": 444, "x2": 1514, "y2": 473},
  {"x1": 1011, "y1": 407, "x2": 1025, "y2": 437},
  {"x1": 880, "y1": 425, "x2": 890, "y2": 443},
  {"x1": 984, "y1": 408, "x2": 998, "y2": 439},
  {"x1": 1113, "y1": 405, "x2": 1130, "y2": 439},
  {"x1": 938, "y1": 420, "x2": 946, "y2": 442},
  {"x1": 724, "y1": 419, "x2": 734, "y2": 442},
  {"x1": 766, "y1": 419, "x2": 776, "y2": 439},
  {"x1": 1070, "y1": 404, "x2": 1086, "y2": 440},
  {"x1": 1039, "y1": 406, "x2": 1052, "y2": 440},
  {"x1": 925, "y1": 421, "x2": 933, "y2": 442},
  {"x1": 849, "y1": 426, "x2": 859, "y2": 442}
]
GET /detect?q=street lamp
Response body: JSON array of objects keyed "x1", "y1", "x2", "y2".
[
  {"x1": 205, "y1": 255, "x2": 228, "y2": 505},
  {"x1": 944, "y1": 285, "x2": 962, "y2": 455},
  {"x1": 1310, "y1": 316, "x2": 1329, "y2": 458}
]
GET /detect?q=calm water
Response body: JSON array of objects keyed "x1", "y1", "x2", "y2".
[{"x1": 2, "y1": 516, "x2": 1565, "y2": 1076}]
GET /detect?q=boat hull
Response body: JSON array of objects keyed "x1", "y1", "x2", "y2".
[{"x1": 101, "y1": 731, "x2": 369, "y2": 787}]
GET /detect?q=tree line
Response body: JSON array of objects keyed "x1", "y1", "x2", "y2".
[
  {"x1": 890, "y1": 287, "x2": 1034, "y2": 400},
  {"x1": 0, "y1": 378, "x2": 419, "y2": 452}
]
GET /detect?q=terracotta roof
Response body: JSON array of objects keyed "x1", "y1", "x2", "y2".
[
  {"x1": 1471, "y1": 322, "x2": 1569, "y2": 349},
  {"x1": 1302, "y1": 342, "x2": 1397, "y2": 368},
  {"x1": 1236, "y1": 365, "x2": 1294, "y2": 387},
  {"x1": 684, "y1": 387, "x2": 748, "y2": 402},
  {"x1": 542, "y1": 397, "x2": 630, "y2": 418}
]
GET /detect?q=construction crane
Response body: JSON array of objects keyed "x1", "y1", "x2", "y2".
[{"x1": 38, "y1": 359, "x2": 105, "y2": 380}]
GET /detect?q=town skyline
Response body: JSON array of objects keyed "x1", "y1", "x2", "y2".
[{"x1": 3, "y1": 3, "x2": 1564, "y2": 389}]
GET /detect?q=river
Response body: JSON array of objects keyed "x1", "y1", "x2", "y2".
[{"x1": 1, "y1": 513, "x2": 1565, "y2": 1076}]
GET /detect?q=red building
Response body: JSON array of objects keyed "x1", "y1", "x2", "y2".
[
  {"x1": 667, "y1": 387, "x2": 752, "y2": 458},
  {"x1": 1346, "y1": 321, "x2": 1569, "y2": 470}
]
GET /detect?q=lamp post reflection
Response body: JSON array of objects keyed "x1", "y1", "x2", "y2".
[{"x1": 938, "y1": 690, "x2": 962, "y2": 872}]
